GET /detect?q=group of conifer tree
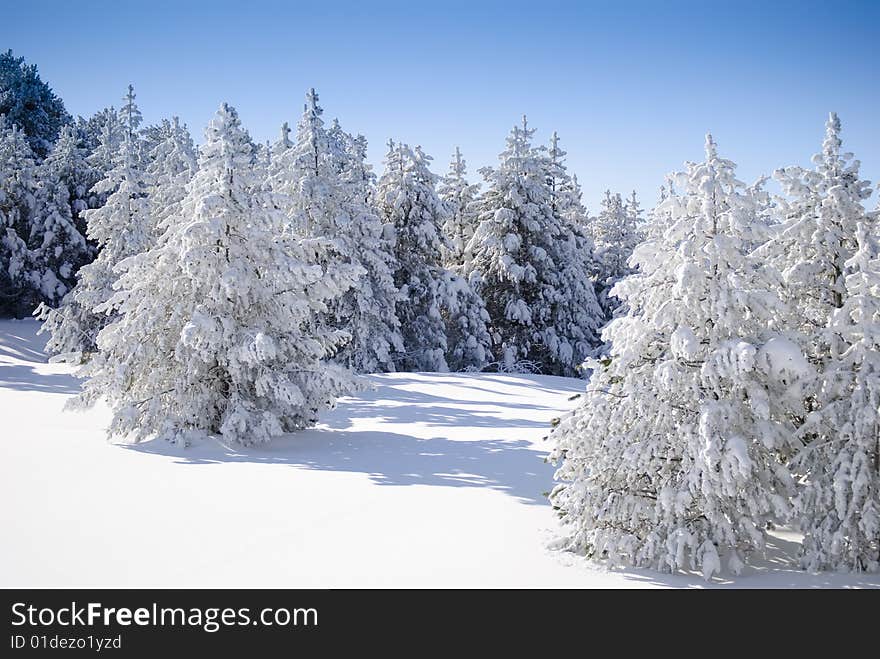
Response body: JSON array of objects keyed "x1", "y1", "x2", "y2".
[{"x1": 3, "y1": 51, "x2": 877, "y2": 576}]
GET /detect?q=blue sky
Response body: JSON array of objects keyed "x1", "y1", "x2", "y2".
[{"x1": 3, "y1": 0, "x2": 878, "y2": 209}]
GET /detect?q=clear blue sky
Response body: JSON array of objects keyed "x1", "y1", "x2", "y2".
[{"x1": 3, "y1": 0, "x2": 878, "y2": 210}]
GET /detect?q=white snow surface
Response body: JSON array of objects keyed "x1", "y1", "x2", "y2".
[{"x1": 1, "y1": 319, "x2": 877, "y2": 589}]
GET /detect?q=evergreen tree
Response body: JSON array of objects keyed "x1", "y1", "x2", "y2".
[
  {"x1": 463, "y1": 116, "x2": 602, "y2": 375},
  {"x1": 35, "y1": 124, "x2": 96, "y2": 256},
  {"x1": 438, "y1": 147, "x2": 480, "y2": 267},
  {"x1": 72, "y1": 103, "x2": 364, "y2": 445},
  {"x1": 145, "y1": 116, "x2": 197, "y2": 236},
  {"x1": 0, "y1": 118, "x2": 39, "y2": 316},
  {"x1": 275, "y1": 89, "x2": 404, "y2": 373},
  {"x1": 38, "y1": 86, "x2": 150, "y2": 358},
  {"x1": 327, "y1": 119, "x2": 375, "y2": 205},
  {"x1": 81, "y1": 107, "x2": 122, "y2": 192},
  {"x1": 793, "y1": 224, "x2": 880, "y2": 572},
  {"x1": 0, "y1": 50, "x2": 70, "y2": 159},
  {"x1": 75, "y1": 107, "x2": 117, "y2": 155},
  {"x1": 30, "y1": 154, "x2": 90, "y2": 306},
  {"x1": 592, "y1": 190, "x2": 644, "y2": 318},
  {"x1": 764, "y1": 112, "x2": 875, "y2": 360},
  {"x1": 376, "y1": 141, "x2": 491, "y2": 372},
  {"x1": 545, "y1": 131, "x2": 587, "y2": 226},
  {"x1": 549, "y1": 136, "x2": 802, "y2": 579}
]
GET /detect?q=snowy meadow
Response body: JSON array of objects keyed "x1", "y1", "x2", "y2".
[{"x1": 1, "y1": 49, "x2": 878, "y2": 587}]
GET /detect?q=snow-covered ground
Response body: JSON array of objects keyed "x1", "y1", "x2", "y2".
[{"x1": 1, "y1": 318, "x2": 877, "y2": 589}]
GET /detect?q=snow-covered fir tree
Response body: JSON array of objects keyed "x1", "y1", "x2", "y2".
[
  {"x1": 758, "y1": 114, "x2": 877, "y2": 563},
  {"x1": 38, "y1": 124, "x2": 100, "y2": 245},
  {"x1": 30, "y1": 151, "x2": 90, "y2": 306},
  {"x1": 327, "y1": 119, "x2": 375, "y2": 205},
  {"x1": 549, "y1": 135, "x2": 803, "y2": 579},
  {"x1": 545, "y1": 131, "x2": 588, "y2": 226},
  {"x1": 0, "y1": 49, "x2": 70, "y2": 159},
  {"x1": 81, "y1": 107, "x2": 122, "y2": 199},
  {"x1": 624, "y1": 190, "x2": 644, "y2": 233},
  {"x1": 272, "y1": 89, "x2": 403, "y2": 373},
  {"x1": 592, "y1": 189, "x2": 644, "y2": 318},
  {"x1": 0, "y1": 118, "x2": 39, "y2": 316},
  {"x1": 376, "y1": 141, "x2": 491, "y2": 372},
  {"x1": 463, "y1": 116, "x2": 602, "y2": 375},
  {"x1": 543, "y1": 131, "x2": 602, "y2": 360},
  {"x1": 72, "y1": 102, "x2": 365, "y2": 445},
  {"x1": 792, "y1": 224, "x2": 880, "y2": 572},
  {"x1": 763, "y1": 112, "x2": 875, "y2": 359},
  {"x1": 438, "y1": 147, "x2": 480, "y2": 268},
  {"x1": 264, "y1": 121, "x2": 293, "y2": 189},
  {"x1": 144, "y1": 116, "x2": 196, "y2": 236},
  {"x1": 38, "y1": 85, "x2": 151, "y2": 358}
]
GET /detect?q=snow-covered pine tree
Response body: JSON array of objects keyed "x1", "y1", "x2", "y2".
[
  {"x1": 463, "y1": 116, "x2": 601, "y2": 375},
  {"x1": 644, "y1": 177, "x2": 677, "y2": 241},
  {"x1": 545, "y1": 131, "x2": 588, "y2": 226},
  {"x1": 145, "y1": 116, "x2": 196, "y2": 236},
  {"x1": 549, "y1": 135, "x2": 802, "y2": 579},
  {"x1": 376, "y1": 141, "x2": 491, "y2": 372},
  {"x1": 273, "y1": 89, "x2": 403, "y2": 373},
  {"x1": 29, "y1": 150, "x2": 90, "y2": 307},
  {"x1": 792, "y1": 224, "x2": 880, "y2": 572},
  {"x1": 327, "y1": 119, "x2": 375, "y2": 205},
  {"x1": 265, "y1": 121, "x2": 293, "y2": 187},
  {"x1": 0, "y1": 118, "x2": 39, "y2": 317},
  {"x1": 0, "y1": 49, "x2": 70, "y2": 159},
  {"x1": 81, "y1": 108, "x2": 122, "y2": 194},
  {"x1": 38, "y1": 85, "x2": 151, "y2": 358},
  {"x1": 438, "y1": 147, "x2": 480, "y2": 268},
  {"x1": 37, "y1": 124, "x2": 100, "y2": 247},
  {"x1": 624, "y1": 190, "x2": 644, "y2": 233},
  {"x1": 72, "y1": 102, "x2": 365, "y2": 446},
  {"x1": 76, "y1": 107, "x2": 116, "y2": 154},
  {"x1": 758, "y1": 114, "x2": 877, "y2": 562},
  {"x1": 763, "y1": 112, "x2": 875, "y2": 359},
  {"x1": 543, "y1": 131, "x2": 603, "y2": 366},
  {"x1": 592, "y1": 189, "x2": 644, "y2": 318}
]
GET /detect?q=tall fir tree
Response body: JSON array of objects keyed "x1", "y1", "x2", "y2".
[
  {"x1": 463, "y1": 116, "x2": 602, "y2": 375},
  {"x1": 438, "y1": 147, "x2": 480, "y2": 268},
  {"x1": 792, "y1": 224, "x2": 880, "y2": 572},
  {"x1": 274, "y1": 89, "x2": 404, "y2": 373},
  {"x1": 758, "y1": 114, "x2": 877, "y2": 563},
  {"x1": 376, "y1": 141, "x2": 491, "y2": 372},
  {"x1": 549, "y1": 136, "x2": 802, "y2": 579},
  {"x1": 327, "y1": 119, "x2": 375, "y2": 206},
  {"x1": 30, "y1": 151, "x2": 90, "y2": 306},
  {"x1": 0, "y1": 50, "x2": 70, "y2": 159},
  {"x1": 38, "y1": 124, "x2": 100, "y2": 246},
  {"x1": 72, "y1": 103, "x2": 365, "y2": 445},
  {"x1": 592, "y1": 189, "x2": 644, "y2": 319},
  {"x1": 145, "y1": 116, "x2": 197, "y2": 236},
  {"x1": 764, "y1": 112, "x2": 875, "y2": 359},
  {"x1": 0, "y1": 118, "x2": 39, "y2": 316},
  {"x1": 38, "y1": 85, "x2": 151, "y2": 358},
  {"x1": 545, "y1": 131, "x2": 588, "y2": 227}
]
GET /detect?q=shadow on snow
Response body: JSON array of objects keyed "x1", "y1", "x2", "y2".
[
  {"x1": 0, "y1": 325, "x2": 80, "y2": 394},
  {"x1": 120, "y1": 372, "x2": 574, "y2": 506}
]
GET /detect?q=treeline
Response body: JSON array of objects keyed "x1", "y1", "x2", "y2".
[{"x1": 1, "y1": 52, "x2": 640, "y2": 379}]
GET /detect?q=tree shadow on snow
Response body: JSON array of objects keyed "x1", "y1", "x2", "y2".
[
  {"x1": 594, "y1": 533, "x2": 880, "y2": 589},
  {"x1": 0, "y1": 363, "x2": 80, "y2": 394},
  {"x1": 123, "y1": 430, "x2": 555, "y2": 505},
  {"x1": 0, "y1": 325, "x2": 81, "y2": 394},
  {"x1": 121, "y1": 372, "x2": 570, "y2": 506}
]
